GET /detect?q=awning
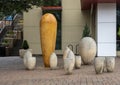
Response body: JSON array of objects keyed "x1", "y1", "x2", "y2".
[
  {"x1": 81, "y1": 0, "x2": 119, "y2": 10},
  {"x1": 41, "y1": 6, "x2": 62, "y2": 11}
]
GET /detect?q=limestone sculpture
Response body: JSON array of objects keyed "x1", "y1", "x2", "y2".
[
  {"x1": 23, "y1": 50, "x2": 36, "y2": 70},
  {"x1": 40, "y1": 13, "x2": 57, "y2": 67},
  {"x1": 63, "y1": 49, "x2": 75, "y2": 74},
  {"x1": 79, "y1": 37, "x2": 97, "y2": 65},
  {"x1": 50, "y1": 53, "x2": 58, "y2": 70},
  {"x1": 67, "y1": 50, "x2": 75, "y2": 67},
  {"x1": 75, "y1": 56, "x2": 81, "y2": 69},
  {"x1": 106, "y1": 57, "x2": 115, "y2": 72},
  {"x1": 19, "y1": 49, "x2": 32, "y2": 58},
  {"x1": 64, "y1": 58, "x2": 74, "y2": 74},
  {"x1": 63, "y1": 47, "x2": 70, "y2": 59},
  {"x1": 94, "y1": 57, "x2": 105, "y2": 74}
]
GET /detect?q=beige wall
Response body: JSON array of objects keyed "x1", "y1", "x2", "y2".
[
  {"x1": 23, "y1": 0, "x2": 90, "y2": 55},
  {"x1": 61, "y1": 0, "x2": 90, "y2": 54},
  {"x1": 23, "y1": 6, "x2": 42, "y2": 54}
]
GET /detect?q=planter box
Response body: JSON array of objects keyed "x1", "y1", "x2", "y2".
[{"x1": 19, "y1": 49, "x2": 32, "y2": 58}]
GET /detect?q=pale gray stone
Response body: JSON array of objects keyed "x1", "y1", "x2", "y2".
[
  {"x1": 79, "y1": 37, "x2": 96, "y2": 65},
  {"x1": 75, "y1": 56, "x2": 81, "y2": 69},
  {"x1": 50, "y1": 53, "x2": 58, "y2": 70},
  {"x1": 23, "y1": 50, "x2": 36, "y2": 70},
  {"x1": 94, "y1": 57, "x2": 105, "y2": 74},
  {"x1": 106, "y1": 57, "x2": 115, "y2": 72},
  {"x1": 64, "y1": 58, "x2": 74, "y2": 75}
]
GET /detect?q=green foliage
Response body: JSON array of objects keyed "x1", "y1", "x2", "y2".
[
  {"x1": 118, "y1": 27, "x2": 120, "y2": 37},
  {"x1": 22, "y1": 40, "x2": 29, "y2": 49},
  {"x1": 0, "y1": 12, "x2": 5, "y2": 20},
  {"x1": 0, "y1": 0, "x2": 43, "y2": 16},
  {"x1": 82, "y1": 24, "x2": 91, "y2": 38},
  {"x1": 43, "y1": 0, "x2": 61, "y2": 6},
  {"x1": 0, "y1": 0, "x2": 61, "y2": 20},
  {"x1": 2, "y1": 39, "x2": 9, "y2": 46},
  {"x1": 7, "y1": 30, "x2": 14, "y2": 34}
]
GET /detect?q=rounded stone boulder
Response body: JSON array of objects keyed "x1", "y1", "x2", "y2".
[
  {"x1": 50, "y1": 53, "x2": 58, "y2": 70},
  {"x1": 75, "y1": 56, "x2": 81, "y2": 69},
  {"x1": 26, "y1": 57, "x2": 36, "y2": 70},
  {"x1": 63, "y1": 47, "x2": 71, "y2": 59},
  {"x1": 64, "y1": 58, "x2": 74, "y2": 75},
  {"x1": 79, "y1": 37, "x2": 97, "y2": 65},
  {"x1": 94, "y1": 57, "x2": 105, "y2": 74},
  {"x1": 23, "y1": 51, "x2": 36, "y2": 70},
  {"x1": 106, "y1": 57, "x2": 115, "y2": 72}
]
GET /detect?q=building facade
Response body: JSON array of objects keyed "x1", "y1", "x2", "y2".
[{"x1": 23, "y1": 0, "x2": 120, "y2": 56}]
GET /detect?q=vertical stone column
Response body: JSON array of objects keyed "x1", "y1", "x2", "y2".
[{"x1": 97, "y1": 3, "x2": 116, "y2": 56}]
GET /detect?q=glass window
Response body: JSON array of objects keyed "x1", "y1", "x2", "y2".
[{"x1": 117, "y1": 5, "x2": 120, "y2": 50}]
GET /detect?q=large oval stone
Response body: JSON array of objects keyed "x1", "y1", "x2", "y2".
[{"x1": 79, "y1": 37, "x2": 97, "y2": 65}]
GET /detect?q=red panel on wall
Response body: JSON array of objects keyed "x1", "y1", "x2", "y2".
[
  {"x1": 97, "y1": 0, "x2": 116, "y2": 3},
  {"x1": 81, "y1": 0, "x2": 92, "y2": 10}
]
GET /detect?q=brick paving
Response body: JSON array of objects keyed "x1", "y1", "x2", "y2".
[{"x1": 0, "y1": 56, "x2": 120, "y2": 85}]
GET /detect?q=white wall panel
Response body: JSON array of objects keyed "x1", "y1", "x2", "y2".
[
  {"x1": 97, "y1": 3, "x2": 116, "y2": 22},
  {"x1": 97, "y1": 23, "x2": 116, "y2": 43},
  {"x1": 98, "y1": 43, "x2": 116, "y2": 56},
  {"x1": 97, "y1": 3, "x2": 116, "y2": 56}
]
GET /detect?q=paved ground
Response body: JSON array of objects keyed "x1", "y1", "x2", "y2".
[{"x1": 0, "y1": 56, "x2": 120, "y2": 85}]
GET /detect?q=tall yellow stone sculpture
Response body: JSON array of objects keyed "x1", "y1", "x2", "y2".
[{"x1": 40, "y1": 13, "x2": 57, "y2": 67}]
